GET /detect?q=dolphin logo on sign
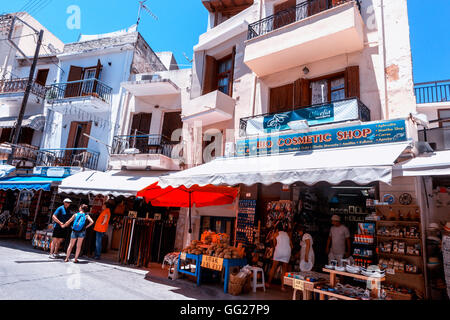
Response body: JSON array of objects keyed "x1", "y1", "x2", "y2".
[{"x1": 266, "y1": 113, "x2": 290, "y2": 131}]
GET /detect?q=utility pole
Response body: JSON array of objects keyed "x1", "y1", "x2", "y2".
[{"x1": 7, "y1": 29, "x2": 44, "y2": 165}]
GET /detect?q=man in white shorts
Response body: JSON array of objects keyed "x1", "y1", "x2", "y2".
[{"x1": 326, "y1": 215, "x2": 351, "y2": 265}]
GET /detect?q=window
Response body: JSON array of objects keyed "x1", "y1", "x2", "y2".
[
  {"x1": 310, "y1": 73, "x2": 345, "y2": 104},
  {"x1": 217, "y1": 56, "x2": 233, "y2": 95},
  {"x1": 438, "y1": 109, "x2": 450, "y2": 128}
]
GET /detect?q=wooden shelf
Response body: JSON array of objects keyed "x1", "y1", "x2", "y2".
[
  {"x1": 376, "y1": 235, "x2": 421, "y2": 241},
  {"x1": 376, "y1": 220, "x2": 420, "y2": 225},
  {"x1": 375, "y1": 205, "x2": 419, "y2": 208},
  {"x1": 313, "y1": 288, "x2": 358, "y2": 300},
  {"x1": 378, "y1": 252, "x2": 422, "y2": 259},
  {"x1": 322, "y1": 268, "x2": 385, "y2": 282}
]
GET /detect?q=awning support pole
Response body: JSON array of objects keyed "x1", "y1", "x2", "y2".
[{"x1": 188, "y1": 191, "x2": 192, "y2": 234}]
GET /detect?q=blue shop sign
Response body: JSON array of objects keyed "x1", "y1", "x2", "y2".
[{"x1": 236, "y1": 119, "x2": 408, "y2": 157}]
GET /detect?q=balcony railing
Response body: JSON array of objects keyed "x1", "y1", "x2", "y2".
[
  {"x1": 112, "y1": 134, "x2": 177, "y2": 158},
  {"x1": 0, "y1": 143, "x2": 39, "y2": 164},
  {"x1": 46, "y1": 79, "x2": 112, "y2": 105},
  {"x1": 419, "y1": 127, "x2": 450, "y2": 151},
  {"x1": 239, "y1": 97, "x2": 370, "y2": 137},
  {"x1": 247, "y1": 0, "x2": 360, "y2": 40},
  {"x1": 414, "y1": 80, "x2": 450, "y2": 104},
  {"x1": 0, "y1": 78, "x2": 47, "y2": 99},
  {"x1": 36, "y1": 148, "x2": 100, "y2": 171}
]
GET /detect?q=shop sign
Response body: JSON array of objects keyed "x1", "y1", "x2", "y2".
[
  {"x1": 236, "y1": 119, "x2": 407, "y2": 157},
  {"x1": 244, "y1": 99, "x2": 367, "y2": 135},
  {"x1": 33, "y1": 167, "x2": 73, "y2": 178},
  {"x1": 293, "y1": 279, "x2": 304, "y2": 291},
  {"x1": 201, "y1": 255, "x2": 224, "y2": 271}
]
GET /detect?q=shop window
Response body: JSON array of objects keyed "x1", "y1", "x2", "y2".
[
  {"x1": 202, "y1": 48, "x2": 236, "y2": 96},
  {"x1": 438, "y1": 109, "x2": 450, "y2": 128}
]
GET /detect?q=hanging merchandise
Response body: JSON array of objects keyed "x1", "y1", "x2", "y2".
[{"x1": 236, "y1": 200, "x2": 257, "y2": 245}]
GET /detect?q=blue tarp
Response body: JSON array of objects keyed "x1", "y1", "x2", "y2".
[{"x1": 0, "y1": 176, "x2": 64, "y2": 191}]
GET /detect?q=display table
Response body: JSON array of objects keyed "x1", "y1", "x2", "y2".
[
  {"x1": 313, "y1": 288, "x2": 358, "y2": 300},
  {"x1": 323, "y1": 268, "x2": 385, "y2": 298},
  {"x1": 32, "y1": 230, "x2": 53, "y2": 251},
  {"x1": 284, "y1": 271, "x2": 329, "y2": 300},
  {"x1": 177, "y1": 253, "x2": 202, "y2": 286}
]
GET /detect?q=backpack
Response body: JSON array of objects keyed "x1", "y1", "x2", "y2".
[{"x1": 72, "y1": 212, "x2": 86, "y2": 232}]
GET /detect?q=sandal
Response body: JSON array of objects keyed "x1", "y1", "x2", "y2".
[
  {"x1": 73, "y1": 259, "x2": 79, "y2": 263},
  {"x1": 64, "y1": 258, "x2": 69, "y2": 263}
]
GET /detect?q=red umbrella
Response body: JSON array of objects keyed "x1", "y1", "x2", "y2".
[{"x1": 137, "y1": 182, "x2": 239, "y2": 234}]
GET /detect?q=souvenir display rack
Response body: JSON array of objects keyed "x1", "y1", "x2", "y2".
[
  {"x1": 235, "y1": 199, "x2": 257, "y2": 245},
  {"x1": 352, "y1": 222, "x2": 376, "y2": 268},
  {"x1": 375, "y1": 204, "x2": 425, "y2": 299}
]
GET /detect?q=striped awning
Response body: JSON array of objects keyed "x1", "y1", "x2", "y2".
[{"x1": 0, "y1": 114, "x2": 45, "y2": 131}]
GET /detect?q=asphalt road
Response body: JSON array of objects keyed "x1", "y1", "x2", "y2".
[{"x1": 0, "y1": 240, "x2": 194, "y2": 300}]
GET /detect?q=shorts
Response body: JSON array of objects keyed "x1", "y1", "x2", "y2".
[
  {"x1": 52, "y1": 226, "x2": 69, "y2": 239},
  {"x1": 71, "y1": 230, "x2": 86, "y2": 239}
]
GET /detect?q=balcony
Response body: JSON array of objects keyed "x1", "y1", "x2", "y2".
[
  {"x1": 0, "y1": 143, "x2": 39, "y2": 169},
  {"x1": 182, "y1": 90, "x2": 236, "y2": 126},
  {"x1": 419, "y1": 127, "x2": 450, "y2": 151},
  {"x1": 0, "y1": 78, "x2": 47, "y2": 99},
  {"x1": 109, "y1": 134, "x2": 182, "y2": 171},
  {"x1": 46, "y1": 79, "x2": 112, "y2": 113},
  {"x1": 121, "y1": 75, "x2": 180, "y2": 96},
  {"x1": 36, "y1": 148, "x2": 100, "y2": 171},
  {"x1": 244, "y1": 0, "x2": 364, "y2": 77},
  {"x1": 414, "y1": 80, "x2": 450, "y2": 104},
  {"x1": 240, "y1": 97, "x2": 370, "y2": 136},
  {"x1": 0, "y1": 79, "x2": 47, "y2": 113}
]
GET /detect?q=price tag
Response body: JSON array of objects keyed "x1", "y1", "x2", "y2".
[
  {"x1": 293, "y1": 279, "x2": 304, "y2": 291},
  {"x1": 201, "y1": 255, "x2": 224, "y2": 271},
  {"x1": 180, "y1": 252, "x2": 186, "y2": 260}
]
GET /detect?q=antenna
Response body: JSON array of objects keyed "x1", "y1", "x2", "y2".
[
  {"x1": 137, "y1": 0, "x2": 158, "y2": 29},
  {"x1": 183, "y1": 52, "x2": 193, "y2": 64}
]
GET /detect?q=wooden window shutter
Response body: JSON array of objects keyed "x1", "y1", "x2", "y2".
[
  {"x1": 270, "y1": 84, "x2": 294, "y2": 113},
  {"x1": 300, "y1": 78, "x2": 311, "y2": 106},
  {"x1": 345, "y1": 66, "x2": 360, "y2": 99},
  {"x1": 35, "y1": 69, "x2": 49, "y2": 86},
  {"x1": 274, "y1": 0, "x2": 296, "y2": 29},
  {"x1": 65, "y1": 66, "x2": 83, "y2": 98},
  {"x1": 228, "y1": 46, "x2": 236, "y2": 96},
  {"x1": 80, "y1": 122, "x2": 92, "y2": 149},
  {"x1": 92, "y1": 59, "x2": 103, "y2": 93},
  {"x1": 131, "y1": 113, "x2": 152, "y2": 135},
  {"x1": 162, "y1": 112, "x2": 182, "y2": 141},
  {"x1": 202, "y1": 55, "x2": 218, "y2": 95},
  {"x1": 66, "y1": 122, "x2": 79, "y2": 149}
]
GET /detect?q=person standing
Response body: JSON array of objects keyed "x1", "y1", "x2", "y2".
[
  {"x1": 93, "y1": 202, "x2": 111, "y2": 260},
  {"x1": 297, "y1": 225, "x2": 315, "y2": 271},
  {"x1": 63, "y1": 204, "x2": 94, "y2": 263},
  {"x1": 49, "y1": 199, "x2": 73, "y2": 259},
  {"x1": 326, "y1": 215, "x2": 351, "y2": 265},
  {"x1": 266, "y1": 223, "x2": 293, "y2": 291}
]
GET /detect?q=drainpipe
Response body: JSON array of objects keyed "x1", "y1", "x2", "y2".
[{"x1": 380, "y1": 0, "x2": 389, "y2": 120}]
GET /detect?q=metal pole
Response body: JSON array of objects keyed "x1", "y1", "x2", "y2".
[
  {"x1": 8, "y1": 29, "x2": 44, "y2": 165},
  {"x1": 188, "y1": 191, "x2": 192, "y2": 233}
]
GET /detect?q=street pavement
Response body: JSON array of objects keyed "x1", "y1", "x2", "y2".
[
  {"x1": 0, "y1": 240, "x2": 291, "y2": 300},
  {"x1": 0, "y1": 239, "x2": 194, "y2": 300}
]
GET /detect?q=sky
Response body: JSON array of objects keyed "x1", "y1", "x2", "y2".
[{"x1": 1, "y1": 0, "x2": 449, "y2": 82}]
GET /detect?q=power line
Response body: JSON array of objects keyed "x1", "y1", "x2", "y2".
[{"x1": 29, "y1": 0, "x2": 52, "y2": 17}]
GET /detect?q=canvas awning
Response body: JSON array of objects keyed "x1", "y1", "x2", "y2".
[
  {"x1": 158, "y1": 142, "x2": 412, "y2": 188},
  {"x1": 58, "y1": 170, "x2": 173, "y2": 197},
  {"x1": 0, "y1": 176, "x2": 63, "y2": 191},
  {"x1": 393, "y1": 150, "x2": 450, "y2": 177}
]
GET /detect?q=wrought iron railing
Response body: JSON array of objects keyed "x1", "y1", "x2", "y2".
[
  {"x1": 112, "y1": 134, "x2": 178, "y2": 158},
  {"x1": 248, "y1": 0, "x2": 360, "y2": 40},
  {"x1": 419, "y1": 127, "x2": 450, "y2": 151},
  {"x1": 0, "y1": 143, "x2": 39, "y2": 163},
  {"x1": 414, "y1": 80, "x2": 450, "y2": 104},
  {"x1": 239, "y1": 97, "x2": 370, "y2": 136},
  {"x1": 46, "y1": 78, "x2": 112, "y2": 105},
  {"x1": 36, "y1": 148, "x2": 100, "y2": 170},
  {"x1": 0, "y1": 78, "x2": 47, "y2": 99}
]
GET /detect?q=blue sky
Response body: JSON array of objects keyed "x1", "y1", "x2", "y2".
[{"x1": 1, "y1": 0, "x2": 449, "y2": 82}]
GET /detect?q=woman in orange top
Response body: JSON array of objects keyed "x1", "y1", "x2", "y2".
[{"x1": 93, "y1": 202, "x2": 111, "y2": 259}]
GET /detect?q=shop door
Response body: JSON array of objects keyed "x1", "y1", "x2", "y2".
[
  {"x1": 129, "y1": 113, "x2": 152, "y2": 153},
  {"x1": 273, "y1": 0, "x2": 297, "y2": 30}
]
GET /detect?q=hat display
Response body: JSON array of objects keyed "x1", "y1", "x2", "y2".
[
  {"x1": 331, "y1": 215, "x2": 341, "y2": 222},
  {"x1": 428, "y1": 222, "x2": 440, "y2": 230},
  {"x1": 63, "y1": 198, "x2": 72, "y2": 203}
]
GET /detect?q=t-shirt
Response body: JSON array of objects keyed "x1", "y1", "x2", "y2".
[
  {"x1": 94, "y1": 208, "x2": 111, "y2": 233},
  {"x1": 329, "y1": 224, "x2": 350, "y2": 255},
  {"x1": 53, "y1": 205, "x2": 72, "y2": 227}
]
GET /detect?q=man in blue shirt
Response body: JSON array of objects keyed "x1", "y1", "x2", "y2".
[{"x1": 49, "y1": 198, "x2": 73, "y2": 259}]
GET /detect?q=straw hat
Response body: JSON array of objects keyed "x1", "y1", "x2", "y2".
[{"x1": 444, "y1": 222, "x2": 450, "y2": 232}]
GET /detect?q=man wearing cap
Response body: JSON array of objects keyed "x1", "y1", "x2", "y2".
[
  {"x1": 49, "y1": 199, "x2": 73, "y2": 259},
  {"x1": 326, "y1": 215, "x2": 351, "y2": 265}
]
